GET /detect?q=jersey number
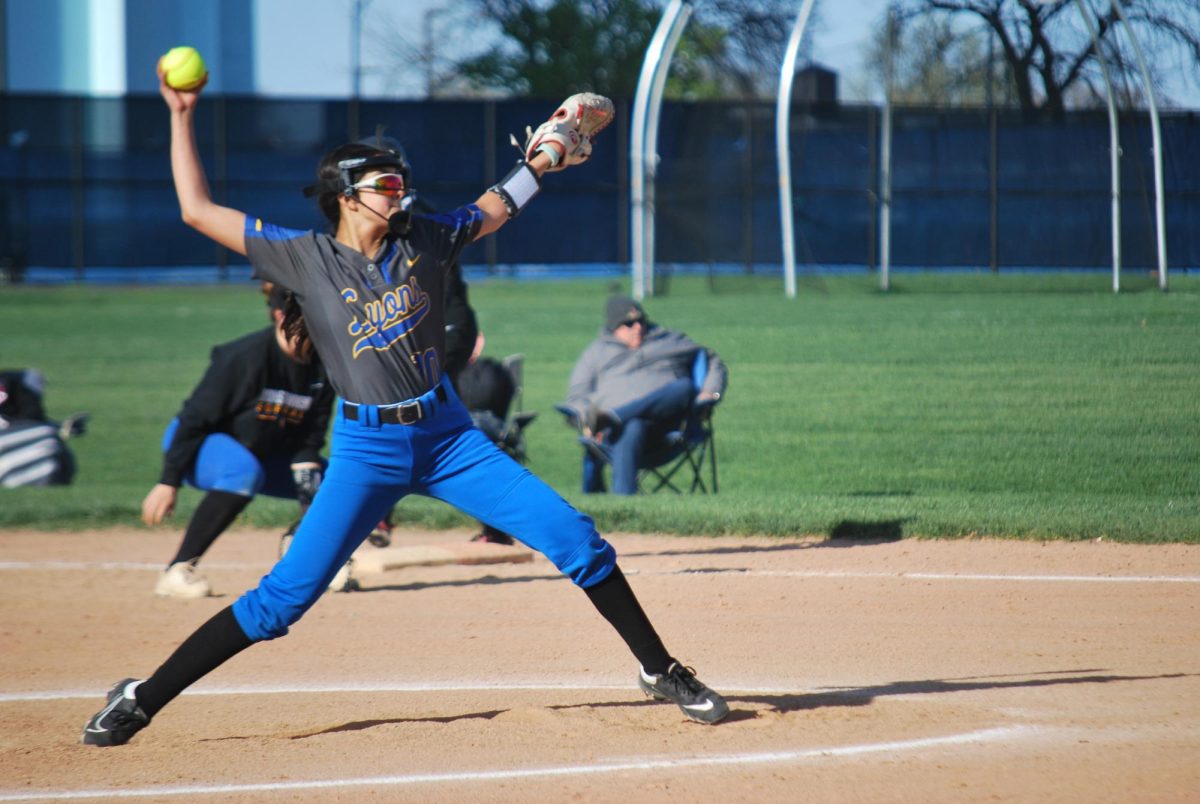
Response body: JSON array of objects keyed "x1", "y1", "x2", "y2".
[{"x1": 412, "y1": 348, "x2": 441, "y2": 389}]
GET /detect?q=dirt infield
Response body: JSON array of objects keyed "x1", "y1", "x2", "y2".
[{"x1": 1, "y1": 527, "x2": 1198, "y2": 802}]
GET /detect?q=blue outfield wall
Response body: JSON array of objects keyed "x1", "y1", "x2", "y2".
[{"x1": 1, "y1": 95, "x2": 1197, "y2": 281}]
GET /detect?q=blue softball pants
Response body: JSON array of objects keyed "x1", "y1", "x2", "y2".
[
  {"x1": 232, "y1": 377, "x2": 617, "y2": 642},
  {"x1": 161, "y1": 418, "x2": 310, "y2": 500}
]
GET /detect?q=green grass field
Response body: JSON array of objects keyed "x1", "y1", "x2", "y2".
[{"x1": 1, "y1": 273, "x2": 1196, "y2": 543}]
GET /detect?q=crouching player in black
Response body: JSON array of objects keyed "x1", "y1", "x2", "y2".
[{"x1": 143, "y1": 284, "x2": 387, "y2": 598}]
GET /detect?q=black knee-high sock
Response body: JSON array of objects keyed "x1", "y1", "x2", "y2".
[
  {"x1": 169, "y1": 491, "x2": 251, "y2": 566},
  {"x1": 583, "y1": 565, "x2": 672, "y2": 674},
  {"x1": 134, "y1": 606, "x2": 254, "y2": 719}
]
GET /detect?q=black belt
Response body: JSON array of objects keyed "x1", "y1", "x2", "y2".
[{"x1": 342, "y1": 385, "x2": 448, "y2": 425}]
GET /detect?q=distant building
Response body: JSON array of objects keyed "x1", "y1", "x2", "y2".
[
  {"x1": 3, "y1": 0, "x2": 254, "y2": 95},
  {"x1": 795, "y1": 64, "x2": 838, "y2": 105}
]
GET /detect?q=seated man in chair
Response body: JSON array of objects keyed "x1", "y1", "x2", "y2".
[{"x1": 563, "y1": 295, "x2": 726, "y2": 495}]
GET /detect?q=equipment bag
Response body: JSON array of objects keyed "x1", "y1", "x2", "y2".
[{"x1": 0, "y1": 419, "x2": 76, "y2": 487}]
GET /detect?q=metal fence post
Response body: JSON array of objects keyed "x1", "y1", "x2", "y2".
[
  {"x1": 879, "y1": 7, "x2": 897, "y2": 292},
  {"x1": 989, "y1": 106, "x2": 998, "y2": 274},
  {"x1": 867, "y1": 105, "x2": 877, "y2": 272},
  {"x1": 742, "y1": 98, "x2": 754, "y2": 275},
  {"x1": 214, "y1": 95, "x2": 229, "y2": 281},
  {"x1": 616, "y1": 100, "x2": 630, "y2": 268},
  {"x1": 71, "y1": 98, "x2": 84, "y2": 281},
  {"x1": 484, "y1": 100, "x2": 497, "y2": 274}
]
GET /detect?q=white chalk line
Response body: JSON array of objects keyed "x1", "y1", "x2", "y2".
[
  {"x1": 0, "y1": 681, "x2": 640, "y2": 703},
  {"x1": 640, "y1": 568, "x2": 1200, "y2": 584},
  {"x1": 9, "y1": 680, "x2": 886, "y2": 703},
  {"x1": 0, "y1": 725, "x2": 1040, "y2": 801},
  {"x1": 3, "y1": 560, "x2": 1197, "y2": 584},
  {"x1": 0, "y1": 561, "x2": 259, "y2": 571},
  {"x1": 4, "y1": 670, "x2": 1183, "y2": 704}
]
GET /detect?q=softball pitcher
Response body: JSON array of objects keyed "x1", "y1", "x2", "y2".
[{"x1": 81, "y1": 60, "x2": 727, "y2": 747}]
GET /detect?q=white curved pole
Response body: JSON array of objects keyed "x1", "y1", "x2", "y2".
[
  {"x1": 1110, "y1": 0, "x2": 1167, "y2": 290},
  {"x1": 631, "y1": 0, "x2": 689, "y2": 300},
  {"x1": 1033, "y1": 0, "x2": 1124, "y2": 290},
  {"x1": 1072, "y1": 0, "x2": 1122, "y2": 292},
  {"x1": 776, "y1": 0, "x2": 818, "y2": 299},
  {"x1": 642, "y1": 3, "x2": 692, "y2": 298}
]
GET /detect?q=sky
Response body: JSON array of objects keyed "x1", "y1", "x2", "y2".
[{"x1": 261, "y1": 0, "x2": 1198, "y2": 108}]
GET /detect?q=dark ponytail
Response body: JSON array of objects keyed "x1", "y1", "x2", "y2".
[
  {"x1": 264, "y1": 282, "x2": 314, "y2": 362},
  {"x1": 280, "y1": 293, "x2": 313, "y2": 362}
]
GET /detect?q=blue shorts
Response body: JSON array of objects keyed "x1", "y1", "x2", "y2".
[
  {"x1": 232, "y1": 377, "x2": 616, "y2": 641},
  {"x1": 162, "y1": 419, "x2": 312, "y2": 500}
]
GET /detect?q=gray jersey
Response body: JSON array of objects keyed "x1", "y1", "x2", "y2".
[{"x1": 245, "y1": 207, "x2": 481, "y2": 405}]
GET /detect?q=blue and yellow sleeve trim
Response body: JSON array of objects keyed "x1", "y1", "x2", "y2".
[{"x1": 245, "y1": 216, "x2": 308, "y2": 241}]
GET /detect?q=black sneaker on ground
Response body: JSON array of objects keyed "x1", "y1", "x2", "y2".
[
  {"x1": 638, "y1": 662, "x2": 729, "y2": 724},
  {"x1": 81, "y1": 678, "x2": 150, "y2": 746}
]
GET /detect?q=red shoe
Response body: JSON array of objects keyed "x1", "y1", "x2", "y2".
[
  {"x1": 470, "y1": 526, "x2": 515, "y2": 546},
  {"x1": 368, "y1": 520, "x2": 393, "y2": 548}
]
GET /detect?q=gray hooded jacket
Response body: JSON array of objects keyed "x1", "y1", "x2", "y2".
[{"x1": 565, "y1": 325, "x2": 727, "y2": 413}]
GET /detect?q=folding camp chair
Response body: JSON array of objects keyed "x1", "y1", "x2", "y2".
[
  {"x1": 459, "y1": 353, "x2": 538, "y2": 545},
  {"x1": 462, "y1": 353, "x2": 537, "y2": 464},
  {"x1": 497, "y1": 353, "x2": 538, "y2": 463},
  {"x1": 556, "y1": 350, "x2": 719, "y2": 494}
]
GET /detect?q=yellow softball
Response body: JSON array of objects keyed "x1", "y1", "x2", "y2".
[{"x1": 159, "y1": 46, "x2": 208, "y2": 91}]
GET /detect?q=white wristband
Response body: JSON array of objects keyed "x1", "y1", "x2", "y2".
[{"x1": 488, "y1": 161, "x2": 541, "y2": 218}]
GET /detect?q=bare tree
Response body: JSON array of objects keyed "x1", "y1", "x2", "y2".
[
  {"x1": 863, "y1": 12, "x2": 1015, "y2": 106},
  {"x1": 686, "y1": 0, "x2": 806, "y2": 98},
  {"x1": 876, "y1": 0, "x2": 1200, "y2": 114},
  {"x1": 366, "y1": 3, "x2": 492, "y2": 99}
]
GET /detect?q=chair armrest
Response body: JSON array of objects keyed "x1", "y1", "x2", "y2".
[
  {"x1": 58, "y1": 411, "x2": 91, "y2": 440},
  {"x1": 554, "y1": 404, "x2": 583, "y2": 430},
  {"x1": 512, "y1": 411, "x2": 538, "y2": 430},
  {"x1": 578, "y1": 434, "x2": 612, "y2": 462}
]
